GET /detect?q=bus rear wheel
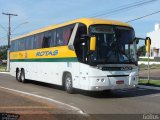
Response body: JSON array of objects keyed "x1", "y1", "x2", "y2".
[
  {"x1": 20, "y1": 69, "x2": 26, "y2": 83},
  {"x1": 64, "y1": 73, "x2": 74, "y2": 94},
  {"x1": 16, "y1": 69, "x2": 21, "y2": 82}
]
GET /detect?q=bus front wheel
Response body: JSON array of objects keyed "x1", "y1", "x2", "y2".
[{"x1": 64, "y1": 73, "x2": 74, "y2": 94}]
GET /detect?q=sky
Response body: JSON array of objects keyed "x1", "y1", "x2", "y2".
[{"x1": 0, "y1": 0, "x2": 160, "y2": 46}]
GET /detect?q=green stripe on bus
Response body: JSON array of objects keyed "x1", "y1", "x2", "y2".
[{"x1": 10, "y1": 57, "x2": 78, "y2": 62}]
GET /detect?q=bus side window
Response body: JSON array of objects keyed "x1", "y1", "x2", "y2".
[
  {"x1": 56, "y1": 28, "x2": 64, "y2": 46},
  {"x1": 36, "y1": 33, "x2": 44, "y2": 49},
  {"x1": 26, "y1": 36, "x2": 33, "y2": 50},
  {"x1": 25, "y1": 37, "x2": 29, "y2": 50},
  {"x1": 10, "y1": 41, "x2": 14, "y2": 52},
  {"x1": 14, "y1": 40, "x2": 18, "y2": 51},
  {"x1": 30, "y1": 36, "x2": 34, "y2": 50},
  {"x1": 63, "y1": 24, "x2": 74, "y2": 45},
  {"x1": 19, "y1": 38, "x2": 25, "y2": 51},
  {"x1": 33, "y1": 35, "x2": 37, "y2": 49},
  {"x1": 42, "y1": 31, "x2": 52, "y2": 48},
  {"x1": 50, "y1": 30, "x2": 56, "y2": 47}
]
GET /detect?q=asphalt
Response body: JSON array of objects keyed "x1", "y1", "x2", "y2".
[
  {"x1": 0, "y1": 86, "x2": 87, "y2": 120},
  {"x1": 0, "y1": 73, "x2": 160, "y2": 120}
]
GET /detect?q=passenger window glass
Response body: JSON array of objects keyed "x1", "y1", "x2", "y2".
[
  {"x1": 36, "y1": 33, "x2": 44, "y2": 49},
  {"x1": 50, "y1": 30, "x2": 56, "y2": 47},
  {"x1": 56, "y1": 29, "x2": 63, "y2": 46},
  {"x1": 42, "y1": 31, "x2": 52, "y2": 48},
  {"x1": 11, "y1": 41, "x2": 14, "y2": 52},
  {"x1": 19, "y1": 39, "x2": 25, "y2": 51},
  {"x1": 63, "y1": 25, "x2": 74, "y2": 45},
  {"x1": 33, "y1": 35, "x2": 37, "y2": 49},
  {"x1": 26, "y1": 36, "x2": 33, "y2": 50}
]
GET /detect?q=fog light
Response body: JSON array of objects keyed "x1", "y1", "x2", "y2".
[
  {"x1": 97, "y1": 79, "x2": 100, "y2": 82},
  {"x1": 101, "y1": 79, "x2": 105, "y2": 82},
  {"x1": 134, "y1": 77, "x2": 136, "y2": 81}
]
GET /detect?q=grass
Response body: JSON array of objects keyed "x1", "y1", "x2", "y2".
[
  {"x1": 139, "y1": 79, "x2": 160, "y2": 87},
  {"x1": 139, "y1": 58, "x2": 156, "y2": 62},
  {"x1": 0, "y1": 64, "x2": 7, "y2": 72}
]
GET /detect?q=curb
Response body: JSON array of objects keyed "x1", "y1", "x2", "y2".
[
  {"x1": 0, "y1": 72, "x2": 9, "y2": 74},
  {"x1": 138, "y1": 85, "x2": 160, "y2": 90}
]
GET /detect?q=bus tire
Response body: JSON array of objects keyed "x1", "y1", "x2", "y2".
[
  {"x1": 16, "y1": 69, "x2": 21, "y2": 82},
  {"x1": 64, "y1": 73, "x2": 74, "y2": 94},
  {"x1": 16, "y1": 69, "x2": 19, "y2": 80},
  {"x1": 20, "y1": 69, "x2": 26, "y2": 83}
]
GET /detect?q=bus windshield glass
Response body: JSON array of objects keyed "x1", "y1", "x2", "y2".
[{"x1": 89, "y1": 25, "x2": 136, "y2": 65}]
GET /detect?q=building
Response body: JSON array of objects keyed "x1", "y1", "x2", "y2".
[{"x1": 147, "y1": 24, "x2": 160, "y2": 57}]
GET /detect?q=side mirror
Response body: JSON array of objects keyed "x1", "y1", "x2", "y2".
[
  {"x1": 145, "y1": 37, "x2": 151, "y2": 54},
  {"x1": 90, "y1": 36, "x2": 96, "y2": 51},
  {"x1": 133, "y1": 38, "x2": 139, "y2": 44},
  {"x1": 136, "y1": 39, "x2": 139, "y2": 44}
]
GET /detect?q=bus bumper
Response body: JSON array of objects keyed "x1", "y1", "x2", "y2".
[{"x1": 88, "y1": 75, "x2": 138, "y2": 91}]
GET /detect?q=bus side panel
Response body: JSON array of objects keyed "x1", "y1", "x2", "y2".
[
  {"x1": 10, "y1": 62, "x2": 60, "y2": 85},
  {"x1": 10, "y1": 62, "x2": 81, "y2": 87}
]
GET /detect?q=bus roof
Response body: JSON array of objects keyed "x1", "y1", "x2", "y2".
[{"x1": 12, "y1": 18, "x2": 132, "y2": 41}]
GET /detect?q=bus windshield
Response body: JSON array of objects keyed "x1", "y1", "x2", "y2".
[{"x1": 89, "y1": 25, "x2": 137, "y2": 65}]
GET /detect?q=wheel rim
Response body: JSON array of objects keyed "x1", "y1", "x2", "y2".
[{"x1": 66, "y1": 77, "x2": 72, "y2": 90}]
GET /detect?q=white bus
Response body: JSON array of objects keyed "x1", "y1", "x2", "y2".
[{"x1": 10, "y1": 18, "x2": 140, "y2": 93}]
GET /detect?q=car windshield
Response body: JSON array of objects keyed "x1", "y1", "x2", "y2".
[{"x1": 89, "y1": 25, "x2": 136, "y2": 65}]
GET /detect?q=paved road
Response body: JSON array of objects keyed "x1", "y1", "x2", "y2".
[
  {"x1": 139, "y1": 69, "x2": 160, "y2": 80},
  {"x1": 0, "y1": 88, "x2": 72, "y2": 120},
  {"x1": 0, "y1": 73, "x2": 160, "y2": 119}
]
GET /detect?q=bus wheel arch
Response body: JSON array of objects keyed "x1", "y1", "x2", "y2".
[{"x1": 62, "y1": 72, "x2": 74, "y2": 94}]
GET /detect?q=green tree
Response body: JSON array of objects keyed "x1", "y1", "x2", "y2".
[
  {"x1": 138, "y1": 45, "x2": 146, "y2": 56},
  {"x1": 0, "y1": 45, "x2": 7, "y2": 60}
]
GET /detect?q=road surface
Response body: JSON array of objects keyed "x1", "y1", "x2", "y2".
[{"x1": 0, "y1": 73, "x2": 160, "y2": 119}]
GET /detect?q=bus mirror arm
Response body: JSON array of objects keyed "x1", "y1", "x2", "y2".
[
  {"x1": 80, "y1": 34, "x2": 90, "y2": 40},
  {"x1": 132, "y1": 37, "x2": 143, "y2": 44}
]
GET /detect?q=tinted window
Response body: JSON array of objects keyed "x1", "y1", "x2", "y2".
[
  {"x1": 33, "y1": 35, "x2": 37, "y2": 49},
  {"x1": 35, "y1": 33, "x2": 44, "y2": 49},
  {"x1": 56, "y1": 28, "x2": 63, "y2": 46},
  {"x1": 63, "y1": 25, "x2": 74, "y2": 45},
  {"x1": 11, "y1": 24, "x2": 76, "y2": 51},
  {"x1": 50, "y1": 30, "x2": 56, "y2": 47},
  {"x1": 10, "y1": 41, "x2": 14, "y2": 52},
  {"x1": 18, "y1": 38, "x2": 25, "y2": 51},
  {"x1": 15, "y1": 40, "x2": 18, "y2": 51},
  {"x1": 26, "y1": 36, "x2": 33, "y2": 50},
  {"x1": 12, "y1": 40, "x2": 17, "y2": 52},
  {"x1": 42, "y1": 31, "x2": 52, "y2": 48},
  {"x1": 55, "y1": 24, "x2": 75, "y2": 46}
]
